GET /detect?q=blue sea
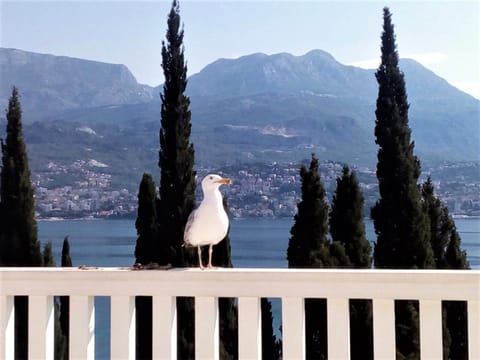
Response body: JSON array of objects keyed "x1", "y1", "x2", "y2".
[{"x1": 38, "y1": 217, "x2": 479, "y2": 359}]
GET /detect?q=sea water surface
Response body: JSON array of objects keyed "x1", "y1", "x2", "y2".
[{"x1": 38, "y1": 217, "x2": 479, "y2": 359}]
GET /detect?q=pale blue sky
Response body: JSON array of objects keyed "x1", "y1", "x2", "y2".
[{"x1": 1, "y1": 1, "x2": 479, "y2": 98}]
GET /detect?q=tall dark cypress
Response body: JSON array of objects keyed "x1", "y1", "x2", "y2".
[
  {"x1": 288, "y1": 154, "x2": 330, "y2": 268},
  {"x1": 287, "y1": 154, "x2": 329, "y2": 359},
  {"x1": 371, "y1": 8, "x2": 433, "y2": 270},
  {"x1": 134, "y1": 173, "x2": 157, "y2": 359},
  {"x1": 261, "y1": 298, "x2": 281, "y2": 360},
  {"x1": 330, "y1": 165, "x2": 371, "y2": 268},
  {"x1": 60, "y1": 237, "x2": 71, "y2": 360},
  {"x1": 0, "y1": 87, "x2": 42, "y2": 359},
  {"x1": 157, "y1": 2, "x2": 196, "y2": 358},
  {"x1": 0, "y1": 87, "x2": 41, "y2": 266},
  {"x1": 422, "y1": 177, "x2": 470, "y2": 359},
  {"x1": 329, "y1": 165, "x2": 373, "y2": 360},
  {"x1": 207, "y1": 198, "x2": 238, "y2": 360},
  {"x1": 444, "y1": 227, "x2": 469, "y2": 360},
  {"x1": 42, "y1": 243, "x2": 67, "y2": 360},
  {"x1": 371, "y1": 8, "x2": 434, "y2": 359},
  {"x1": 216, "y1": 246, "x2": 239, "y2": 360},
  {"x1": 158, "y1": 0, "x2": 196, "y2": 267},
  {"x1": 135, "y1": 173, "x2": 158, "y2": 265},
  {"x1": 61, "y1": 237, "x2": 72, "y2": 267}
]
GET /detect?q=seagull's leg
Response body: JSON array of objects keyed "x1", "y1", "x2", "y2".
[
  {"x1": 208, "y1": 244, "x2": 213, "y2": 269},
  {"x1": 197, "y1": 246, "x2": 204, "y2": 270}
]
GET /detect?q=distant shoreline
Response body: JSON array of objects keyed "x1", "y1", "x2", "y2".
[{"x1": 37, "y1": 215, "x2": 480, "y2": 222}]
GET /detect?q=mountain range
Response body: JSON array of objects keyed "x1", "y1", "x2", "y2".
[{"x1": 0, "y1": 48, "x2": 478, "y2": 189}]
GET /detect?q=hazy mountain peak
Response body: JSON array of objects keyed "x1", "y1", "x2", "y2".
[
  {"x1": 0, "y1": 48, "x2": 477, "y2": 169},
  {"x1": 188, "y1": 49, "x2": 375, "y2": 98},
  {"x1": 0, "y1": 47, "x2": 154, "y2": 119}
]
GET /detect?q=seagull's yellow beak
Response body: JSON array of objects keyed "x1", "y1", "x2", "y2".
[{"x1": 216, "y1": 177, "x2": 231, "y2": 185}]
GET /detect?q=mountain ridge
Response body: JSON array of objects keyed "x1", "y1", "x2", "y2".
[
  {"x1": 0, "y1": 48, "x2": 154, "y2": 118},
  {"x1": 0, "y1": 47, "x2": 478, "y2": 187}
]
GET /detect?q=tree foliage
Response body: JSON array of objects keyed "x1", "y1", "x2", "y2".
[
  {"x1": 212, "y1": 199, "x2": 239, "y2": 360},
  {"x1": 155, "y1": 2, "x2": 197, "y2": 358},
  {"x1": 134, "y1": 173, "x2": 157, "y2": 359},
  {"x1": 61, "y1": 237, "x2": 72, "y2": 267},
  {"x1": 60, "y1": 237, "x2": 71, "y2": 360},
  {"x1": 288, "y1": 154, "x2": 330, "y2": 268},
  {"x1": 0, "y1": 87, "x2": 41, "y2": 267},
  {"x1": 287, "y1": 154, "x2": 329, "y2": 359},
  {"x1": 371, "y1": 8, "x2": 433, "y2": 270},
  {"x1": 371, "y1": 8, "x2": 434, "y2": 359},
  {"x1": 135, "y1": 173, "x2": 158, "y2": 265},
  {"x1": 261, "y1": 298, "x2": 281, "y2": 360},
  {"x1": 329, "y1": 165, "x2": 373, "y2": 359},
  {"x1": 42, "y1": 243, "x2": 67, "y2": 360},
  {"x1": 330, "y1": 165, "x2": 371, "y2": 268},
  {"x1": 158, "y1": 0, "x2": 196, "y2": 268},
  {"x1": 0, "y1": 87, "x2": 43, "y2": 359},
  {"x1": 422, "y1": 177, "x2": 469, "y2": 359}
]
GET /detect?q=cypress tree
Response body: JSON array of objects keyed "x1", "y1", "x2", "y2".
[
  {"x1": 329, "y1": 165, "x2": 373, "y2": 360},
  {"x1": 211, "y1": 198, "x2": 238, "y2": 359},
  {"x1": 135, "y1": 173, "x2": 158, "y2": 265},
  {"x1": 134, "y1": 173, "x2": 159, "y2": 359},
  {"x1": 261, "y1": 298, "x2": 281, "y2": 360},
  {"x1": 61, "y1": 237, "x2": 72, "y2": 267},
  {"x1": 288, "y1": 154, "x2": 330, "y2": 268},
  {"x1": 371, "y1": 8, "x2": 434, "y2": 359},
  {"x1": 42, "y1": 243, "x2": 67, "y2": 360},
  {"x1": 157, "y1": 2, "x2": 196, "y2": 358},
  {"x1": 157, "y1": 0, "x2": 196, "y2": 267},
  {"x1": 444, "y1": 228, "x2": 469, "y2": 360},
  {"x1": 421, "y1": 177, "x2": 469, "y2": 270},
  {"x1": 42, "y1": 242, "x2": 55, "y2": 267},
  {"x1": 60, "y1": 237, "x2": 71, "y2": 360},
  {"x1": 0, "y1": 87, "x2": 41, "y2": 266},
  {"x1": 422, "y1": 177, "x2": 469, "y2": 359},
  {"x1": 422, "y1": 177, "x2": 450, "y2": 267},
  {"x1": 371, "y1": 7, "x2": 433, "y2": 270},
  {"x1": 0, "y1": 87, "x2": 42, "y2": 359},
  {"x1": 330, "y1": 165, "x2": 371, "y2": 268},
  {"x1": 287, "y1": 154, "x2": 329, "y2": 359}
]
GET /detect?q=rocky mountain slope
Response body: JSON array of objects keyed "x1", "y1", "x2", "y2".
[
  {"x1": 0, "y1": 48, "x2": 478, "y2": 190},
  {"x1": 0, "y1": 48, "x2": 154, "y2": 118}
]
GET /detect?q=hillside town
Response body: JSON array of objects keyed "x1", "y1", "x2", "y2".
[{"x1": 33, "y1": 159, "x2": 480, "y2": 220}]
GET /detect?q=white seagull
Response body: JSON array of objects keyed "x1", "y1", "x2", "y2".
[{"x1": 183, "y1": 174, "x2": 231, "y2": 269}]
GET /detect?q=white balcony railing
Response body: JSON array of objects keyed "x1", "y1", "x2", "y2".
[{"x1": 1, "y1": 267, "x2": 479, "y2": 359}]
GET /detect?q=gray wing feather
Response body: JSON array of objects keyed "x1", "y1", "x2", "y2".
[{"x1": 183, "y1": 209, "x2": 197, "y2": 247}]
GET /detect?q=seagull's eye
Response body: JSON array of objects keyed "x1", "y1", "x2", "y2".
[{"x1": 209, "y1": 176, "x2": 213, "y2": 180}]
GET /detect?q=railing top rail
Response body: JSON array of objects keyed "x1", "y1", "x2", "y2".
[{"x1": 1, "y1": 267, "x2": 479, "y2": 301}]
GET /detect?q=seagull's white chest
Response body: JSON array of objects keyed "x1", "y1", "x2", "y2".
[{"x1": 184, "y1": 190, "x2": 229, "y2": 247}]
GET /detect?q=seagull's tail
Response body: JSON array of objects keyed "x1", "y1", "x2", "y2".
[{"x1": 182, "y1": 239, "x2": 193, "y2": 248}]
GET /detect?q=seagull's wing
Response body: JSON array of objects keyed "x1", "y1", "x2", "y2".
[{"x1": 183, "y1": 208, "x2": 198, "y2": 247}]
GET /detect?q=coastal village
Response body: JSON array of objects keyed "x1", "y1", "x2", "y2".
[{"x1": 33, "y1": 159, "x2": 480, "y2": 219}]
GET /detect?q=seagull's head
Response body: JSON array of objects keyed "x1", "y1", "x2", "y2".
[{"x1": 201, "y1": 174, "x2": 231, "y2": 192}]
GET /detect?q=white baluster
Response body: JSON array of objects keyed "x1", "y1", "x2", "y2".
[
  {"x1": 373, "y1": 298, "x2": 395, "y2": 359},
  {"x1": 282, "y1": 297, "x2": 305, "y2": 360},
  {"x1": 238, "y1": 297, "x2": 261, "y2": 360},
  {"x1": 29, "y1": 295, "x2": 54, "y2": 360},
  {"x1": 419, "y1": 299, "x2": 442, "y2": 359},
  {"x1": 327, "y1": 297, "x2": 350, "y2": 359},
  {"x1": 111, "y1": 296, "x2": 135, "y2": 360},
  {"x1": 153, "y1": 296, "x2": 177, "y2": 360},
  {"x1": 468, "y1": 300, "x2": 480, "y2": 360},
  {"x1": 0, "y1": 295, "x2": 14, "y2": 360},
  {"x1": 195, "y1": 297, "x2": 219, "y2": 360},
  {"x1": 70, "y1": 296, "x2": 95, "y2": 360}
]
